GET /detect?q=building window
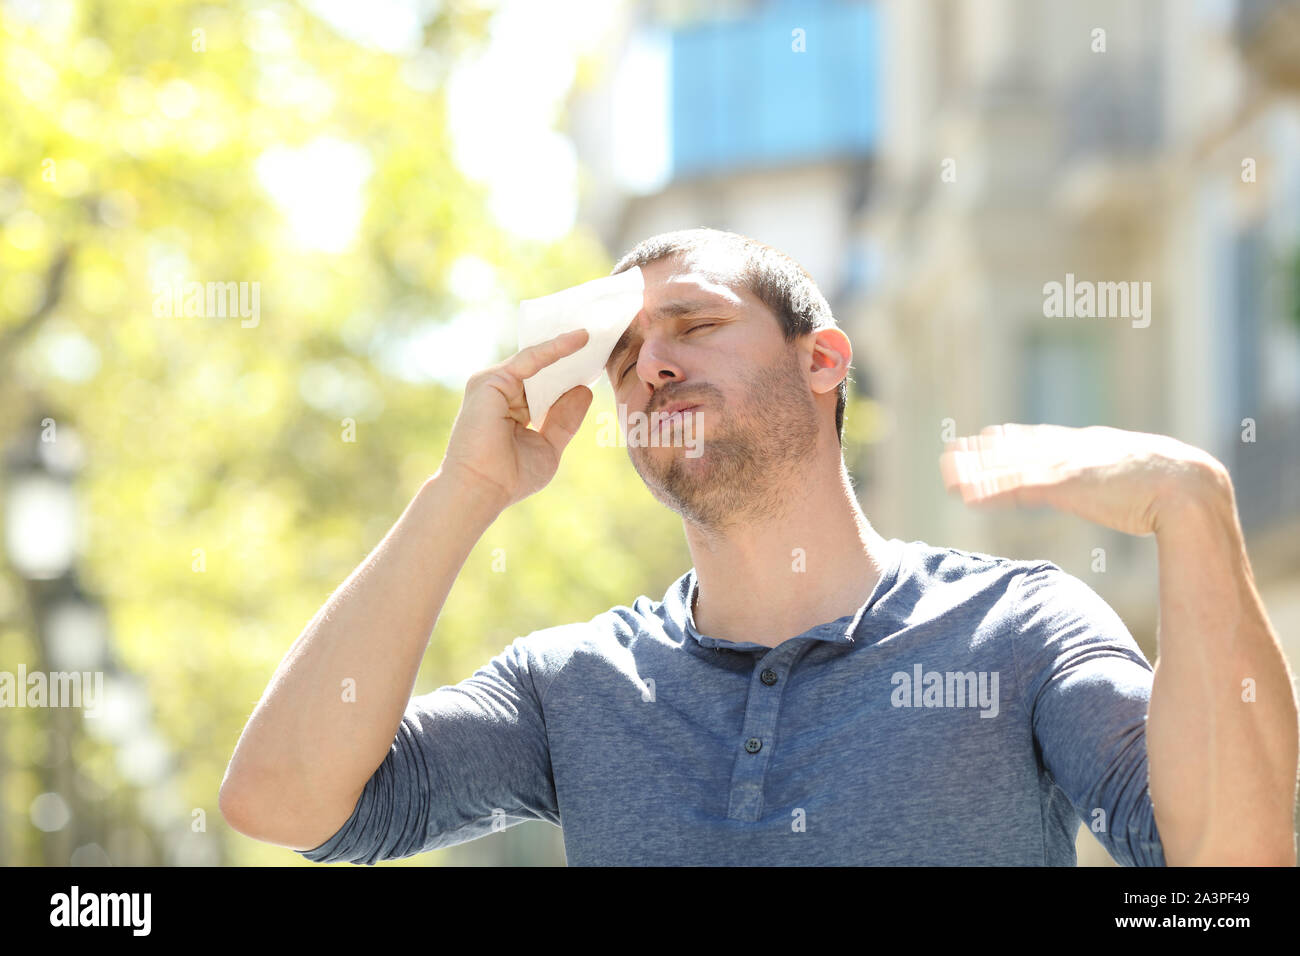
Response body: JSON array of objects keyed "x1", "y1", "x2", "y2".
[
  {"x1": 1020, "y1": 327, "x2": 1112, "y2": 427},
  {"x1": 668, "y1": 0, "x2": 881, "y2": 179}
]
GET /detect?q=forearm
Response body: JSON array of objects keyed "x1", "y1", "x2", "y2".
[
  {"x1": 1146, "y1": 467, "x2": 1300, "y2": 865},
  {"x1": 220, "y1": 467, "x2": 505, "y2": 846}
]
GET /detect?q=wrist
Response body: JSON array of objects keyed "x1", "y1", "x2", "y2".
[
  {"x1": 427, "y1": 463, "x2": 510, "y2": 521},
  {"x1": 1151, "y1": 457, "x2": 1235, "y2": 536}
]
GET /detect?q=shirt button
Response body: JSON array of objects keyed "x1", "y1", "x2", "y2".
[
  {"x1": 760, "y1": 669, "x2": 778, "y2": 686},
  {"x1": 744, "y1": 737, "x2": 762, "y2": 754}
]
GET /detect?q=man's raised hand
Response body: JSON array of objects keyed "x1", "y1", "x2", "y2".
[
  {"x1": 939, "y1": 423, "x2": 1231, "y2": 536},
  {"x1": 440, "y1": 328, "x2": 595, "y2": 512}
]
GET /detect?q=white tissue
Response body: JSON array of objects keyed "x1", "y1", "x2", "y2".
[{"x1": 517, "y1": 267, "x2": 645, "y2": 427}]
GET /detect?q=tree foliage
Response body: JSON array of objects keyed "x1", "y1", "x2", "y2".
[{"x1": 0, "y1": 0, "x2": 688, "y2": 865}]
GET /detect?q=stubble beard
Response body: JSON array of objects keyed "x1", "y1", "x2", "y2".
[{"x1": 628, "y1": 348, "x2": 820, "y2": 534}]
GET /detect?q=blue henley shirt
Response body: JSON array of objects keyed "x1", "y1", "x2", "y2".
[{"x1": 298, "y1": 536, "x2": 1166, "y2": 866}]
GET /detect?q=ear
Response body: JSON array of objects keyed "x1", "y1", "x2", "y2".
[{"x1": 807, "y1": 327, "x2": 851, "y2": 396}]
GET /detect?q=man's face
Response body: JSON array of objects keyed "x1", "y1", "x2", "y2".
[{"x1": 603, "y1": 252, "x2": 821, "y2": 530}]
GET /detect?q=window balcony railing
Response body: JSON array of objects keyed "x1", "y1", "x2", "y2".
[{"x1": 1059, "y1": 61, "x2": 1164, "y2": 164}]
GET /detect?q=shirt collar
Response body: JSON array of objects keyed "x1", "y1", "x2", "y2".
[{"x1": 661, "y1": 538, "x2": 906, "y2": 652}]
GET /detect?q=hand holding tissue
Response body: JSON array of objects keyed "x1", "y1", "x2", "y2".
[{"x1": 516, "y1": 268, "x2": 645, "y2": 427}]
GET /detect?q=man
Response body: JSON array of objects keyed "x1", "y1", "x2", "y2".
[{"x1": 219, "y1": 228, "x2": 1298, "y2": 866}]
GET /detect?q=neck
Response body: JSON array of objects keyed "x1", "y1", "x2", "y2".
[{"x1": 685, "y1": 454, "x2": 891, "y2": 648}]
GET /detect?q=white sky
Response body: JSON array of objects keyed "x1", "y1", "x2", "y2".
[
  {"x1": 259, "y1": 0, "x2": 627, "y2": 248},
  {"x1": 252, "y1": 0, "x2": 631, "y2": 386}
]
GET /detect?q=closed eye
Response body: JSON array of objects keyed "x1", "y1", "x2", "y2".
[{"x1": 618, "y1": 323, "x2": 718, "y2": 381}]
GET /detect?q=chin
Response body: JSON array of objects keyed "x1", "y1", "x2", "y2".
[{"x1": 633, "y1": 444, "x2": 710, "y2": 476}]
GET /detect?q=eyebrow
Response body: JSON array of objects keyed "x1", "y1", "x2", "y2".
[{"x1": 605, "y1": 298, "x2": 733, "y2": 374}]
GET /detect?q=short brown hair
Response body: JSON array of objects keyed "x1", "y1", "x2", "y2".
[{"x1": 610, "y1": 227, "x2": 848, "y2": 444}]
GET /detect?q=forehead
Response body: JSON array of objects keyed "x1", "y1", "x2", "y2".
[
  {"x1": 603, "y1": 253, "x2": 754, "y2": 374},
  {"x1": 641, "y1": 248, "x2": 746, "y2": 301},
  {"x1": 634, "y1": 249, "x2": 762, "y2": 325}
]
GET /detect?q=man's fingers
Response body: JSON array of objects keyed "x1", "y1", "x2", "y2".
[
  {"x1": 939, "y1": 449, "x2": 975, "y2": 489},
  {"x1": 943, "y1": 423, "x2": 1080, "y2": 502},
  {"x1": 942, "y1": 447, "x2": 1018, "y2": 486},
  {"x1": 539, "y1": 384, "x2": 593, "y2": 454},
  {"x1": 941, "y1": 422, "x2": 1092, "y2": 515},
  {"x1": 503, "y1": 328, "x2": 590, "y2": 382}
]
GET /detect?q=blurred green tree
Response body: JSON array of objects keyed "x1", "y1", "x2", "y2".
[{"x1": 0, "y1": 0, "x2": 688, "y2": 865}]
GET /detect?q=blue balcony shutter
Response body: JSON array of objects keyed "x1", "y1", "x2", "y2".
[{"x1": 669, "y1": 0, "x2": 879, "y2": 179}]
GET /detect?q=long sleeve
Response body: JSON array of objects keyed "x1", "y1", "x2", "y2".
[{"x1": 299, "y1": 636, "x2": 559, "y2": 865}]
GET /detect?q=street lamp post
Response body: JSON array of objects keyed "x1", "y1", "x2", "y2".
[
  {"x1": 5, "y1": 415, "x2": 181, "y2": 865},
  {"x1": 3, "y1": 415, "x2": 88, "y2": 864}
]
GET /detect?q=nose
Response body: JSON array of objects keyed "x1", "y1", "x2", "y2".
[{"x1": 630, "y1": 334, "x2": 687, "y2": 394}]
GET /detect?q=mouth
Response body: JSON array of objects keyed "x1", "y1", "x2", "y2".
[
  {"x1": 639, "y1": 403, "x2": 701, "y2": 449},
  {"x1": 655, "y1": 401, "x2": 701, "y2": 419},
  {"x1": 654, "y1": 404, "x2": 700, "y2": 435}
]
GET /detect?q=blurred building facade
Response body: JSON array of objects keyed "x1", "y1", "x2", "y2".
[
  {"x1": 570, "y1": 0, "x2": 1300, "y2": 865},
  {"x1": 573, "y1": 0, "x2": 881, "y2": 323},
  {"x1": 858, "y1": 0, "x2": 1300, "y2": 608}
]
